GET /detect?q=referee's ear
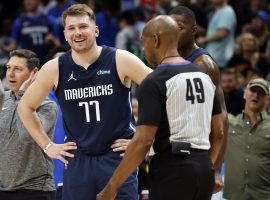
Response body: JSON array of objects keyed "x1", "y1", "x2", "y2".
[{"x1": 153, "y1": 34, "x2": 160, "y2": 48}]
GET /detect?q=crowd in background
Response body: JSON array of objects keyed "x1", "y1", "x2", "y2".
[{"x1": 0, "y1": 0, "x2": 270, "y2": 115}]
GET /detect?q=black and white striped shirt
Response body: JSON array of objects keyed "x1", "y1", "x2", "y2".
[{"x1": 137, "y1": 62, "x2": 221, "y2": 154}]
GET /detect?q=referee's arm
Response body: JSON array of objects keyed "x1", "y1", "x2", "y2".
[{"x1": 97, "y1": 125, "x2": 157, "y2": 200}]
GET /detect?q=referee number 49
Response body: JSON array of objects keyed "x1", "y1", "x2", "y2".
[{"x1": 186, "y1": 78, "x2": 205, "y2": 104}]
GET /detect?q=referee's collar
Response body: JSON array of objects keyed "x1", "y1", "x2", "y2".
[{"x1": 158, "y1": 61, "x2": 191, "y2": 68}]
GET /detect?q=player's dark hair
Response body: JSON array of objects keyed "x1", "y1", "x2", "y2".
[{"x1": 169, "y1": 6, "x2": 196, "y2": 25}]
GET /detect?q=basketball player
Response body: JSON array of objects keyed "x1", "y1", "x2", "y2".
[{"x1": 17, "y1": 4, "x2": 152, "y2": 200}]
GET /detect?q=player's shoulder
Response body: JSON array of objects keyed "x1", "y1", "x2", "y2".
[
  {"x1": 139, "y1": 68, "x2": 161, "y2": 89},
  {"x1": 115, "y1": 48, "x2": 151, "y2": 72},
  {"x1": 194, "y1": 54, "x2": 218, "y2": 69},
  {"x1": 38, "y1": 57, "x2": 59, "y2": 80},
  {"x1": 42, "y1": 57, "x2": 59, "y2": 70},
  {"x1": 142, "y1": 69, "x2": 156, "y2": 82},
  {"x1": 116, "y1": 48, "x2": 141, "y2": 61},
  {"x1": 193, "y1": 54, "x2": 220, "y2": 83}
]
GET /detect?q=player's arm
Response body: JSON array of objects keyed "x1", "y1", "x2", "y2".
[
  {"x1": 209, "y1": 88, "x2": 224, "y2": 163},
  {"x1": 111, "y1": 50, "x2": 152, "y2": 152},
  {"x1": 194, "y1": 56, "x2": 228, "y2": 171},
  {"x1": 97, "y1": 125, "x2": 157, "y2": 200},
  {"x1": 17, "y1": 59, "x2": 57, "y2": 147},
  {"x1": 16, "y1": 70, "x2": 58, "y2": 141},
  {"x1": 17, "y1": 98, "x2": 58, "y2": 143},
  {"x1": 116, "y1": 49, "x2": 152, "y2": 87},
  {"x1": 17, "y1": 59, "x2": 76, "y2": 164},
  {"x1": 209, "y1": 112, "x2": 225, "y2": 193},
  {"x1": 209, "y1": 113, "x2": 224, "y2": 165}
]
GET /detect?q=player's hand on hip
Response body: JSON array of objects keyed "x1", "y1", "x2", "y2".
[
  {"x1": 213, "y1": 170, "x2": 224, "y2": 193},
  {"x1": 44, "y1": 142, "x2": 77, "y2": 164},
  {"x1": 96, "y1": 185, "x2": 117, "y2": 200},
  {"x1": 111, "y1": 139, "x2": 130, "y2": 156}
]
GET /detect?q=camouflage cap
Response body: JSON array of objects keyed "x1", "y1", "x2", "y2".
[{"x1": 246, "y1": 78, "x2": 270, "y2": 95}]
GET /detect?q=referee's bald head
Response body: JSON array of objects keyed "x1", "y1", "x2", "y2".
[
  {"x1": 142, "y1": 15, "x2": 179, "y2": 49},
  {"x1": 141, "y1": 15, "x2": 180, "y2": 66}
]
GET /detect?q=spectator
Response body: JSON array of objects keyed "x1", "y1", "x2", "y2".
[
  {"x1": 121, "y1": 0, "x2": 137, "y2": 11},
  {"x1": 228, "y1": 32, "x2": 267, "y2": 77},
  {"x1": 0, "y1": 16, "x2": 10, "y2": 83},
  {"x1": 134, "y1": 5, "x2": 157, "y2": 34},
  {"x1": 242, "y1": 10, "x2": 270, "y2": 52},
  {"x1": 221, "y1": 68, "x2": 245, "y2": 115},
  {"x1": 224, "y1": 78, "x2": 270, "y2": 200},
  {"x1": 235, "y1": 0, "x2": 267, "y2": 34},
  {"x1": 47, "y1": 0, "x2": 77, "y2": 43},
  {"x1": 10, "y1": 0, "x2": 59, "y2": 65},
  {"x1": 116, "y1": 10, "x2": 143, "y2": 59},
  {"x1": 96, "y1": 0, "x2": 119, "y2": 46},
  {"x1": 157, "y1": 0, "x2": 177, "y2": 14},
  {"x1": 197, "y1": 0, "x2": 236, "y2": 68}
]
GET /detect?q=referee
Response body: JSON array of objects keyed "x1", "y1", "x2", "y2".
[{"x1": 97, "y1": 15, "x2": 224, "y2": 200}]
